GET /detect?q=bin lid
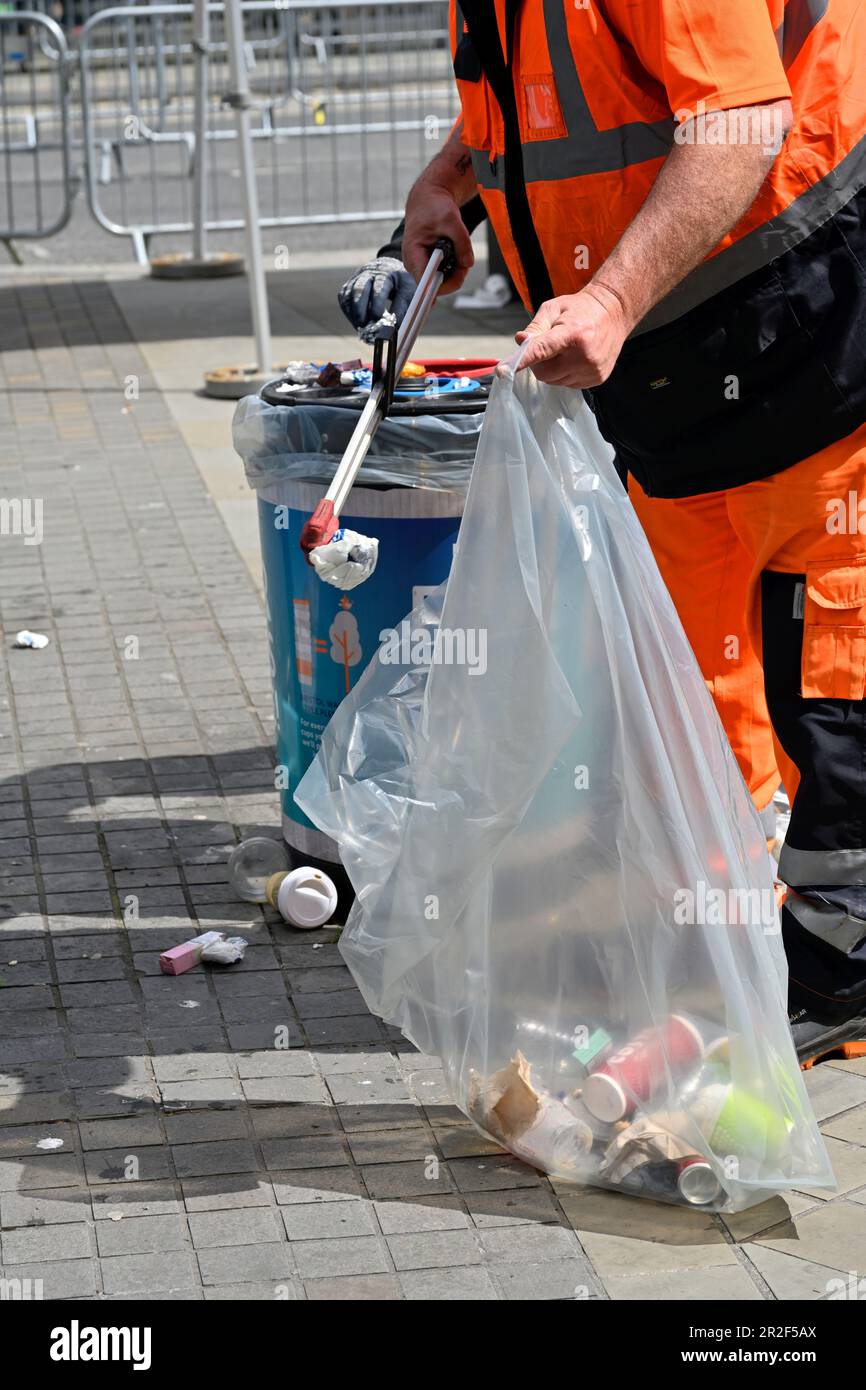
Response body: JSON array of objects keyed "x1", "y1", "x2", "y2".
[{"x1": 259, "y1": 357, "x2": 497, "y2": 415}]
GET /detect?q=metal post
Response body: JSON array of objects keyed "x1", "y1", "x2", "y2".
[
  {"x1": 192, "y1": 0, "x2": 209, "y2": 261},
  {"x1": 150, "y1": 1, "x2": 243, "y2": 279},
  {"x1": 224, "y1": 0, "x2": 272, "y2": 374}
]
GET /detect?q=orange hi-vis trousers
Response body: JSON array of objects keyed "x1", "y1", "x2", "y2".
[{"x1": 631, "y1": 422, "x2": 866, "y2": 1019}]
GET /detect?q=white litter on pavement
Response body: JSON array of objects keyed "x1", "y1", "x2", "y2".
[
  {"x1": 15, "y1": 630, "x2": 49, "y2": 649},
  {"x1": 310, "y1": 528, "x2": 379, "y2": 590},
  {"x1": 200, "y1": 935, "x2": 248, "y2": 964},
  {"x1": 37, "y1": 1136, "x2": 64, "y2": 1150}
]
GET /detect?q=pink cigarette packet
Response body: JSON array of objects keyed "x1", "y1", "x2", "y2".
[{"x1": 160, "y1": 931, "x2": 224, "y2": 976}]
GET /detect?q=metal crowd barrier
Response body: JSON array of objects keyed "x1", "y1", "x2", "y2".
[
  {"x1": 0, "y1": 1, "x2": 457, "y2": 261},
  {"x1": 79, "y1": 0, "x2": 457, "y2": 262},
  {"x1": 0, "y1": 11, "x2": 75, "y2": 245}
]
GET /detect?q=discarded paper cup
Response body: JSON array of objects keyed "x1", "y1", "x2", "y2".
[
  {"x1": 694, "y1": 1081, "x2": 792, "y2": 1160},
  {"x1": 583, "y1": 1014, "x2": 704, "y2": 1122},
  {"x1": 267, "y1": 866, "x2": 338, "y2": 929}
]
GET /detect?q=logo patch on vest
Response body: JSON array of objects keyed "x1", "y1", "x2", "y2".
[{"x1": 521, "y1": 75, "x2": 566, "y2": 140}]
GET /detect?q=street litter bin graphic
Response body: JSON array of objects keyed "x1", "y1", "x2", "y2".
[{"x1": 234, "y1": 382, "x2": 487, "y2": 895}]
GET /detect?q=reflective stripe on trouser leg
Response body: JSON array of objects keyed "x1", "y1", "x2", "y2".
[{"x1": 761, "y1": 569, "x2": 866, "y2": 1017}]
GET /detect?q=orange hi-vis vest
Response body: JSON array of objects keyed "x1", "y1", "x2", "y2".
[{"x1": 451, "y1": 0, "x2": 866, "y2": 327}]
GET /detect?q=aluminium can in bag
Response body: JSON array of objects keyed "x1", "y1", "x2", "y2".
[{"x1": 295, "y1": 353, "x2": 833, "y2": 1212}]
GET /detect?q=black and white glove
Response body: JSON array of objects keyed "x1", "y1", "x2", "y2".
[{"x1": 338, "y1": 256, "x2": 417, "y2": 344}]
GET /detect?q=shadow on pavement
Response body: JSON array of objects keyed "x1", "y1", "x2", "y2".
[
  {"x1": 0, "y1": 268, "x2": 528, "y2": 351},
  {"x1": 0, "y1": 747, "x2": 593, "y2": 1248}
]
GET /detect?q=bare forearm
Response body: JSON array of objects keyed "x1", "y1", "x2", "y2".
[
  {"x1": 515, "y1": 100, "x2": 794, "y2": 386},
  {"x1": 402, "y1": 119, "x2": 478, "y2": 288},
  {"x1": 590, "y1": 102, "x2": 793, "y2": 332},
  {"x1": 409, "y1": 120, "x2": 478, "y2": 205}
]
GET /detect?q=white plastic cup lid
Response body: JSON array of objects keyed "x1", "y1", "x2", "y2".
[{"x1": 276, "y1": 867, "x2": 338, "y2": 929}]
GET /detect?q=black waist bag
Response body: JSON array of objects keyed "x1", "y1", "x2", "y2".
[{"x1": 588, "y1": 186, "x2": 866, "y2": 498}]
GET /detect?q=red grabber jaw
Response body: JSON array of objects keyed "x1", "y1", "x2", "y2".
[{"x1": 300, "y1": 500, "x2": 339, "y2": 562}]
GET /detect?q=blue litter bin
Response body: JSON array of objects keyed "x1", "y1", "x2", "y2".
[{"x1": 233, "y1": 382, "x2": 488, "y2": 897}]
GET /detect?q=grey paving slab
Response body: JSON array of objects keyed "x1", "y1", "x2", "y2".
[
  {"x1": 281, "y1": 1200, "x2": 377, "y2": 1242},
  {"x1": 203, "y1": 1278, "x2": 304, "y2": 1300},
  {"x1": 94, "y1": 1214, "x2": 191, "y2": 1257},
  {"x1": 398, "y1": 1266, "x2": 500, "y2": 1300},
  {"x1": 188, "y1": 1207, "x2": 284, "y2": 1248},
  {"x1": 304, "y1": 1273, "x2": 402, "y2": 1300},
  {"x1": 91, "y1": 1183, "x2": 183, "y2": 1221},
  {"x1": 2, "y1": 1221, "x2": 91, "y2": 1264},
  {"x1": 291, "y1": 1234, "x2": 391, "y2": 1280},
  {"x1": 1, "y1": 1188, "x2": 90, "y2": 1227},
  {"x1": 5, "y1": 1257, "x2": 99, "y2": 1299},
  {"x1": 100, "y1": 1250, "x2": 199, "y2": 1295},
  {"x1": 490, "y1": 1258, "x2": 604, "y2": 1302},
  {"x1": 196, "y1": 1240, "x2": 295, "y2": 1286}
]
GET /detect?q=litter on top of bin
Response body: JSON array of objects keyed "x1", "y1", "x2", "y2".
[{"x1": 266, "y1": 358, "x2": 487, "y2": 402}]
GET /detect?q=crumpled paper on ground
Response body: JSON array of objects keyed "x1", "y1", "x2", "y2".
[{"x1": 310, "y1": 528, "x2": 379, "y2": 590}]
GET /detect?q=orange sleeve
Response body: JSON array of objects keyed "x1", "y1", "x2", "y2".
[{"x1": 607, "y1": 0, "x2": 792, "y2": 117}]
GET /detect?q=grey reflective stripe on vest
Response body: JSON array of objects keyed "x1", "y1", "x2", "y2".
[
  {"x1": 634, "y1": 129, "x2": 866, "y2": 334},
  {"x1": 776, "y1": 0, "x2": 829, "y2": 69},
  {"x1": 468, "y1": 0, "x2": 859, "y2": 323},
  {"x1": 469, "y1": 0, "x2": 674, "y2": 185},
  {"x1": 533, "y1": 0, "x2": 675, "y2": 178},
  {"x1": 780, "y1": 841, "x2": 866, "y2": 888},
  {"x1": 784, "y1": 889, "x2": 866, "y2": 955},
  {"x1": 471, "y1": 148, "x2": 504, "y2": 190}
]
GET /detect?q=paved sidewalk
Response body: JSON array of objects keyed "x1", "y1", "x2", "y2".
[{"x1": 0, "y1": 264, "x2": 865, "y2": 1301}]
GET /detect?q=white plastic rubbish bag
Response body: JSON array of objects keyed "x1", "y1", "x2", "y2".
[{"x1": 296, "y1": 355, "x2": 833, "y2": 1211}]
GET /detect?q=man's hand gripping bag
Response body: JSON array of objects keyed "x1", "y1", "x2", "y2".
[{"x1": 296, "y1": 355, "x2": 833, "y2": 1211}]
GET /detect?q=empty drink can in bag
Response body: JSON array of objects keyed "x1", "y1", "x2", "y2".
[{"x1": 677, "y1": 1156, "x2": 724, "y2": 1206}]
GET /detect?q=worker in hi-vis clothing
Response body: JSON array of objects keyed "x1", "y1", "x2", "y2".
[{"x1": 339, "y1": 0, "x2": 866, "y2": 1069}]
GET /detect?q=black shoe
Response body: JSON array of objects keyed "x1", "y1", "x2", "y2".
[{"x1": 789, "y1": 1005, "x2": 866, "y2": 1070}]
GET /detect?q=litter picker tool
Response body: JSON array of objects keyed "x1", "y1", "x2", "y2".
[{"x1": 299, "y1": 238, "x2": 457, "y2": 560}]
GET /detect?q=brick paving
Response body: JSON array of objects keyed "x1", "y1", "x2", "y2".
[{"x1": 0, "y1": 269, "x2": 865, "y2": 1301}]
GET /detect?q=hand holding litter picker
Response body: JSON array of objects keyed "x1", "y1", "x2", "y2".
[{"x1": 299, "y1": 239, "x2": 457, "y2": 584}]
